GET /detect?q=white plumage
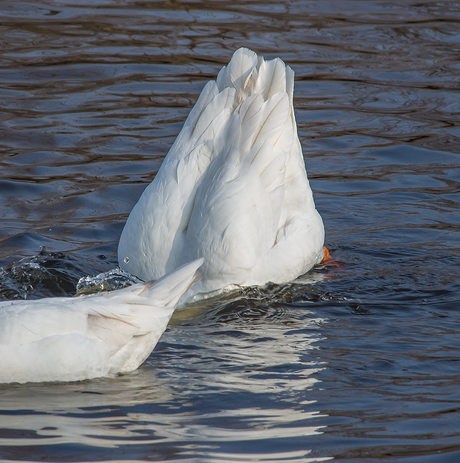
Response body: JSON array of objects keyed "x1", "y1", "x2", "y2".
[
  {"x1": 0, "y1": 258, "x2": 203, "y2": 384},
  {"x1": 118, "y1": 47, "x2": 325, "y2": 303}
]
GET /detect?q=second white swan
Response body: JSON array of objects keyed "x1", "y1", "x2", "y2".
[{"x1": 0, "y1": 258, "x2": 203, "y2": 384}]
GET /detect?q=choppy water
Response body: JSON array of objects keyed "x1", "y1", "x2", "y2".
[{"x1": 1, "y1": 1, "x2": 460, "y2": 461}]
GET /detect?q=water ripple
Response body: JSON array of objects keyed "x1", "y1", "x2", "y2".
[{"x1": 1, "y1": 0, "x2": 460, "y2": 461}]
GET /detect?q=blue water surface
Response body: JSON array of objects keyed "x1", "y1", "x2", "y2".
[{"x1": 1, "y1": 1, "x2": 460, "y2": 461}]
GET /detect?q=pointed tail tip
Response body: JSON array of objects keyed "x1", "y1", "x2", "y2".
[
  {"x1": 178, "y1": 257, "x2": 205, "y2": 278},
  {"x1": 230, "y1": 47, "x2": 258, "y2": 65},
  {"x1": 139, "y1": 258, "x2": 205, "y2": 299}
]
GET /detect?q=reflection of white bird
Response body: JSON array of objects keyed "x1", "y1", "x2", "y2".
[
  {"x1": 118, "y1": 47, "x2": 326, "y2": 303},
  {"x1": 0, "y1": 258, "x2": 203, "y2": 384}
]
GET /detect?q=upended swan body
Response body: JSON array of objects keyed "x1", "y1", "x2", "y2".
[
  {"x1": 0, "y1": 258, "x2": 203, "y2": 384},
  {"x1": 118, "y1": 48, "x2": 325, "y2": 302}
]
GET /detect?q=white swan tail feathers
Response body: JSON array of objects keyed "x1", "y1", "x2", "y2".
[
  {"x1": 118, "y1": 47, "x2": 325, "y2": 302},
  {"x1": 139, "y1": 257, "x2": 204, "y2": 305},
  {"x1": 0, "y1": 258, "x2": 204, "y2": 384}
]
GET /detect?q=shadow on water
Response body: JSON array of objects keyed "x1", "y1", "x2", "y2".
[{"x1": 1, "y1": 0, "x2": 460, "y2": 461}]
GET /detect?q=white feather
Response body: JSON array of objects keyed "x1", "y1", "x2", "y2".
[
  {"x1": 118, "y1": 47, "x2": 325, "y2": 303},
  {"x1": 0, "y1": 258, "x2": 204, "y2": 384}
]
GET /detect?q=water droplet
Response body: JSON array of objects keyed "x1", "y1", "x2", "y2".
[{"x1": 124, "y1": 257, "x2": 130, "y2": 264}]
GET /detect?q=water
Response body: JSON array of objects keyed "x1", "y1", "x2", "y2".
[{"x1": 1, "y1": 0, "x2": 460, "y2": 461}]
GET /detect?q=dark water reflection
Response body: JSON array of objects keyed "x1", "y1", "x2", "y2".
[{"x1": 1, "y1": 0, "x2": 460, "y2": 461}]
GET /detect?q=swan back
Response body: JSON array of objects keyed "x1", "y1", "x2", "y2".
[
  {"x1": 118, "y1": 48, "x2": 324, "y2": 301},
  {"x1": 0, "y1": 258, "x2": 203, "y2": 383}
]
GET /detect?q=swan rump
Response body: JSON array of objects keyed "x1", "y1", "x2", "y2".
[
  {"x1": 0, "y1": 258, "x2": 203, "y2": 384},
  {"x1": 118, "y1": 47, "x2": 325, "y2": 302}
]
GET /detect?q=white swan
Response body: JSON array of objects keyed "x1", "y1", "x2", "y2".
[
  {"x1": 0, "y1": 258, "x2": 203, "y2": 384},
  {"x1": 118, "y1": 47, "x2": 325, "y2": 302}
]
